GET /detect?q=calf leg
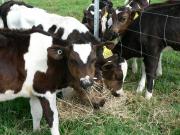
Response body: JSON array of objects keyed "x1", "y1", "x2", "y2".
[
  {"x1": 39, "y1": 93, "x2": 60, "y2": 135},
  {"x1": 30, "y1": 96, "x2": 43, "y2": 131},
  {"x1": 132, "y1": 58, "x2": 138, "y2": 74},
  {"x1": 136, "y1": 62, "x2": 146, "y2": 93},
  {"x1": 156, "y1": 53, "x2": 163, "y2": 76},
  {"x1": 144, "y1": 57, "x2": 159, "y2": 100}
]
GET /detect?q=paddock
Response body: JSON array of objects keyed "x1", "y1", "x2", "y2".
[{"x1": 0, "y1": 0, "x2": 179, "y2": 135}]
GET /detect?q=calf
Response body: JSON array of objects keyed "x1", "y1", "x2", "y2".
[
  {"x1": 0, "y1": 0, "x2": 110, "y2": 105},
  {"x1": 0, "y1": 1, "x2": 127, "y2": 99},
  {"x1": 0, "y1": 28, "x2": 65, "y2": 135},
  {"x1": 82, "y1": 0, "x2": 114, "y2": 39},
  {"x1": 111, "y1": 1, "x2": 180, "y2": 99},
  {"x1": 124, "y1": 0, "x2": 150, "y2": 10},
  {"x1": 102, "y1": 55, "x2": 127, "y2": 97},
  {"x1": 0, "y1": 23, "x2": 112, "y2": 134}
]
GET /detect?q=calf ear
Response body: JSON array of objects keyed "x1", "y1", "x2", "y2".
[
  {"x1": 102, "y1": 41, "x2": 116, "y2": 50},
  {"x1": 48, "y1": 25, "x2": 57, "y2": 34},
  {"x1": 47, "y1": 45, "x2": 65, "y2": 60},
  {"x1": 32, "y1": 24, "x2": 44, "y2": 30}
]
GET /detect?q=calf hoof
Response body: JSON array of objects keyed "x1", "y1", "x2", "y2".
[
  {"x1": 156, "y1": 71, "x2": 162, "y2": 77},
  {"x1": 145, "y1": 91, "x2": 152, "y2": 100},
  {"x1": 113, "y1": 89, "x2": 124, "y2": 97},
  {"x1": 33, "y1": 128, "x2": 41, "y2": 132}
]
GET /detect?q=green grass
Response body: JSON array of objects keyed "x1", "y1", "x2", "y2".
[{"x1": 0, "y1": 0, "x2": 179, "y2": 135}]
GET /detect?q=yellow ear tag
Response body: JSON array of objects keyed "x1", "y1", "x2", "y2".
[
  {"x1": 103, "y1": 46, "x2": 113, "y2": 59},
  {"x1": 134, "y1": 12, "x2": 139, "y2": 20},
  {"x1": 103, "y1": 11, "x2": 108, "y2": 18}
]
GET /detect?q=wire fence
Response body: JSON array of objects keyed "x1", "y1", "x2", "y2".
[{"x1": 0, "y1": 0, "x2": 179, "y2": 91}]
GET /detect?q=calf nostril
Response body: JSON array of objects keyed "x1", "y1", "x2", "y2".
[{"x1": 80, "y1": 79, "x2": 93, "y2": 90}]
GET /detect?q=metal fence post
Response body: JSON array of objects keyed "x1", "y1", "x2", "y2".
[{"x1": 94, "y1": 0, "x2": 99, "y2": 40}]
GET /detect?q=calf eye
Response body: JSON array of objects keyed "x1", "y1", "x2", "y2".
[{"x1": 57, "y1": 49, "x2": 62, "y2": 55}]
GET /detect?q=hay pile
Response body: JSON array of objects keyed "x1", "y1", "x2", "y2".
[{"x1": 57, "y1": 86, "x2": 136, "y2": 120}]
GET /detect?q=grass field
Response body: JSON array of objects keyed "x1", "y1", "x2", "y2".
[{"x1": 0, "y1": 0, "x2": 179, "y2": 135}]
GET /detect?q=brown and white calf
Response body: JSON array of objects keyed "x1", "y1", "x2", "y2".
[
  {"x1": 0, "y1": 28, "x2": 64, "y2": 135},
  {"x1": 111, "y1": 1, "x2": 180, "y2": 99},
  {"x1": 0, "y1": 20, "x2": 112, "y2": 134},
  {"x1": 101, "y1": 55, "x2": 127, "y2": 97},
  {"x1": 0, "y1": 1, "x2": 127, "y2": 98},
  {"x1": 0, "y1": 0, "x2": 108, "y2": 103}
]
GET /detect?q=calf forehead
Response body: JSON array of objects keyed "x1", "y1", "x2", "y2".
[
  {"x1": 116, "y1": 9, "x2": 122, "y2": 14},
  {"x1": 73, "y1": 43, "x2": 92, "y2": 64}
]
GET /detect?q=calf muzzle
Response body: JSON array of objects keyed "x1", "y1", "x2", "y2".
[{"x1": 80, "y1": 78, "x2": 93, "y2": 90}]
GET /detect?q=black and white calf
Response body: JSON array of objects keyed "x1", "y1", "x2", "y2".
[
  {"x1": 124, "y1": 0, "x2": 150, "y2": 9},
  {"x1": 82, "y1": 0, "x2": 114, "y2": 40},
  {"x1": 111, "y1": 1, "x2": 180, "y2": 99}
]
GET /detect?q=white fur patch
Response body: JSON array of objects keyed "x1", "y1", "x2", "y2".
[
  {"x1": 101, "y1": 15, "x2": 107, "y2": 33},
  {"x1": 0, "y1": 90, "x2": 17, "y2": 101},
  {"x1": 31, "y1": 91, "x2": 60, "y2": 135},
  {"x1": 116, "y1": 10, "x2": 122, "y2": 14},
  {"x1": 7, "y1": 4, "x2": 88, "y2": 41},
  {"x1": 7, "y1": 4, "x2": 48, "y2": 29},
  {"x1": 90, "y1": 11, "x2": 95, "y2": 15},
  {"x1": 116, "y1": 88, "x2": 124, "y2": 95},
  {"x1": 107, "y1": 18, "x2": 112, "y2": 28},
  {"x1": 0, "y1": 17, "x2": 4, "y2": 28},
  {"x1": 59, "y1": 17, "x2": 88, "y2": 40},
  {"x1": 145, "y1": 91, "x2": 152, "y2": 100},
  {"x1": 126, "y1": 4, "x2": 133, "y2": 9},
  {"x1": 156, "y1": 54, "x2": 162, "y2": 76},
  {"x1": 23, "y1": 33, "x2": 52, "y2": 85},
  {"x1": 73, "y1": 43, "x2": 92, "y2": 64},
  {"x1": 80, "y1": 75, "x2": 91, "y2": 84},
  {"x1": 119, "y1": 60, "x2": 128, "y2": 81},
  {"x1": 136, "y1": 62, "x2": 146, "y2": 93},
  {"x1": 30, "y1": 96, "x2": 43, "y2": 131},
  {"x1": 46, "y1": 93, "x2": 59, "y2": 135}
]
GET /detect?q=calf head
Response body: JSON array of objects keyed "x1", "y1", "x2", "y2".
[
  {"x1": 83, "y1": 9, "x2": 101, "y2": 34},
  {"x1": 125, "y1": 0, "x2": 150, "y2": 10},
  {"x1": 82, "y1": 1, "x2": 114, "y2": 40},
  {"x1": 92, "y1": 0, "x2": 113, "y2": 9},
  {"x1": 102, "y1": 55, "x2": 127, "y2": 97},
  {"x1": 48, "y1": 29, "x2": 114, "y2": 108},
  {"x1": 111, "y1": 7, "x2": 136, "y2": 35}
]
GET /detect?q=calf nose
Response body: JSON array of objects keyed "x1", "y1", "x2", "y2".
[
  {"x1": 80, "y1": 77, "x2": 93, "y2": 89},
  {"x1": 112, "y1": 32, "x2": 118, "y2": 38}
]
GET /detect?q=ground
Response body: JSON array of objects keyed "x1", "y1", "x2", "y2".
[{"x1": 0, "y1": 0, "x2": 179, "y2": 135}]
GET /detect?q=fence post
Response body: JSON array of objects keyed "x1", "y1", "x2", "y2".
[{"x1": 94, "y1": 0, "x2": 99, "y2": 39}]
